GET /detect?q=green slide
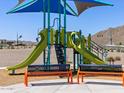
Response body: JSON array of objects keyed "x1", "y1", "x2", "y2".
[
  {"x1": 7, "y1": 29, "x2": 48, "y2": 70},
  {"x1": 69, "y1": 32, "x2": 106, "y2": 64}
]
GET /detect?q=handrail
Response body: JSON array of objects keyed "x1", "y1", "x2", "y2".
[
  {"x1": 91, "y1": 40, "x2": 104, "y2": 50},
  {"x1": 90, "y1": 40, "x2": 108, "y2": 60},
  {"x1": 51, "y1": 18, "x2": 59, "y2": 27}
]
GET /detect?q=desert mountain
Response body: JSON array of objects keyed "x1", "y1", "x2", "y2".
[{"x1": 92, "y1": 25, "x2": 124, "y2": 46}]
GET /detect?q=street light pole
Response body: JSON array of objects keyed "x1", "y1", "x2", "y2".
[{"x1": 16, "y1": 32, "x2": 22, "y2": 48}]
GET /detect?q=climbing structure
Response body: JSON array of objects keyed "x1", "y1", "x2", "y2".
[{"x1": 6, "y1": 0, "x2": 113, "y2": 71}]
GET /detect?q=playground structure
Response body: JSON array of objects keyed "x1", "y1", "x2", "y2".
[
  {"x1": 7, "y1": 28, "x2": 107, "y2": 70},
  {"x1": 6, "y1": 0, "x2": 113, "y2": 73}
]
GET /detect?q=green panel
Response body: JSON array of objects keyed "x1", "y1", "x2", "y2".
[
  {"x1": 60, "y1": 28, "x2": 64, "y2": 45},
  {"x1": 66, "y1": 31, "x2": 80, "y2": 48},
  {"x1": 55, "y1": 30, "x2": 58, "y2": 44},
  {"x1": 7, "y1": 29, "x2": 48, "y2": 70},
  {"x1": 81, "y1": 35, "x2": 86, "y2": 48},
  {"x1": 50, "y1": 28, "x2": 54, "y2": 45},
  {"x1": 88, "y1": 34, "x2": 91, "y2": 51},
  {"x1": 67, "y1": 32, "x2": 73, "y2": 48}
]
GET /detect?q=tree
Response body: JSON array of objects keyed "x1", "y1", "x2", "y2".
[
  {"x1": 106, "y1": 56, "x2": 115, "y2": 65},
  {"x1": 119, "y1": 42, "x2": 122, "y2": 45}
]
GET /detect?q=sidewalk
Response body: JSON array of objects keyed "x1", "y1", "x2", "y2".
[{"x1": 0, "y1": 79, "x2": 124, "y2": 93}]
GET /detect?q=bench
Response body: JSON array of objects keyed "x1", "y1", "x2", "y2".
[
  {"x1": 24, "y1": 64, "x2": 73, "y2": 86},
  {"x1": 77, "y1": 64, "x2": 124, "y2": 86}
]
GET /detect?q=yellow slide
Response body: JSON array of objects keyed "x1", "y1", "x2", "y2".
[
  {"x1": 7, "y1": 29, "x2": 48, "y2": 70},
  {"x1": 68, "y1": 32, "x2": 106, "y2": 64}
]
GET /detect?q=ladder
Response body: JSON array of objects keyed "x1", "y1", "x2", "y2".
[{"x1": 55, "y1": 44, "x2": 64, "y2": 64}]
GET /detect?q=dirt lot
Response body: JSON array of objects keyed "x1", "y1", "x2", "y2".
[
  {"x1": 0, "y1": 69, "x2": 122, "y2": 87},
  {"x1": 0, "y1": 49, "x2": 123, "y2": 86},
  {"x1": 0, "y1": 69, "x2": 59, "y2": 86}
]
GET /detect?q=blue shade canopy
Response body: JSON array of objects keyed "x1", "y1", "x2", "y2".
[
  {"x1": 7, "y1": 0, "x2": 74, "y2": 15},
  {"x1": 7, "y1": 0, "x2": 113, "y2": 16},
  {"x1": 68, "y1": 0, "x2": 113, "y2": 15}
]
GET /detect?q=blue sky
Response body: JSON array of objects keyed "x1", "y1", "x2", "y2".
[{"x1": 0, "y1": 0, "x2": 124, "y2": 41}]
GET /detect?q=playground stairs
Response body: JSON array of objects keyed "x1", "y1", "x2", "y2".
[
  {"x1": 55, "y1": 44, "x2": 64, "y2": 64},
  {"x1": 90, "y1": 40, "x2": 107, "y2": 61}
]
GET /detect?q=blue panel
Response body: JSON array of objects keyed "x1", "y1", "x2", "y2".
[
  {"x1": 47, "y1": 0, "x2": 73, "y2": 15},
  {"x1": 10, "y1": 0, "x2": 42, "y2": 12},
  {"x1": 7, "y1": 0, "x2": 74, "y2": 15}
]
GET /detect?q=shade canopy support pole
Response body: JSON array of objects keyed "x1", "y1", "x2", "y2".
[
  {"x1": 47, "y1": 0, "x2": 51, "y2": 65},
  {"x1": 64, "y1": 0, "x2": 67, "y2": 64},
  {"x1": 43, "y1": 0, "x2": 46, "y2": 65},
  {"x1": 58, "y1": 0, "x2": 61, "y2": 45}
]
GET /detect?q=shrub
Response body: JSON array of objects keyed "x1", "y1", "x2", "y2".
[
  {"x1": 115, "y1": 56, "x2": 121, "y2": 61},
  {"x1": 106, "y1": 56, "x2": 115, "y2": 62}
]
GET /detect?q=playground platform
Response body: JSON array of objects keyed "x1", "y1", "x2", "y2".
[{"x1": 0, "y1": 79, "x2": 124, "y2": 93}]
